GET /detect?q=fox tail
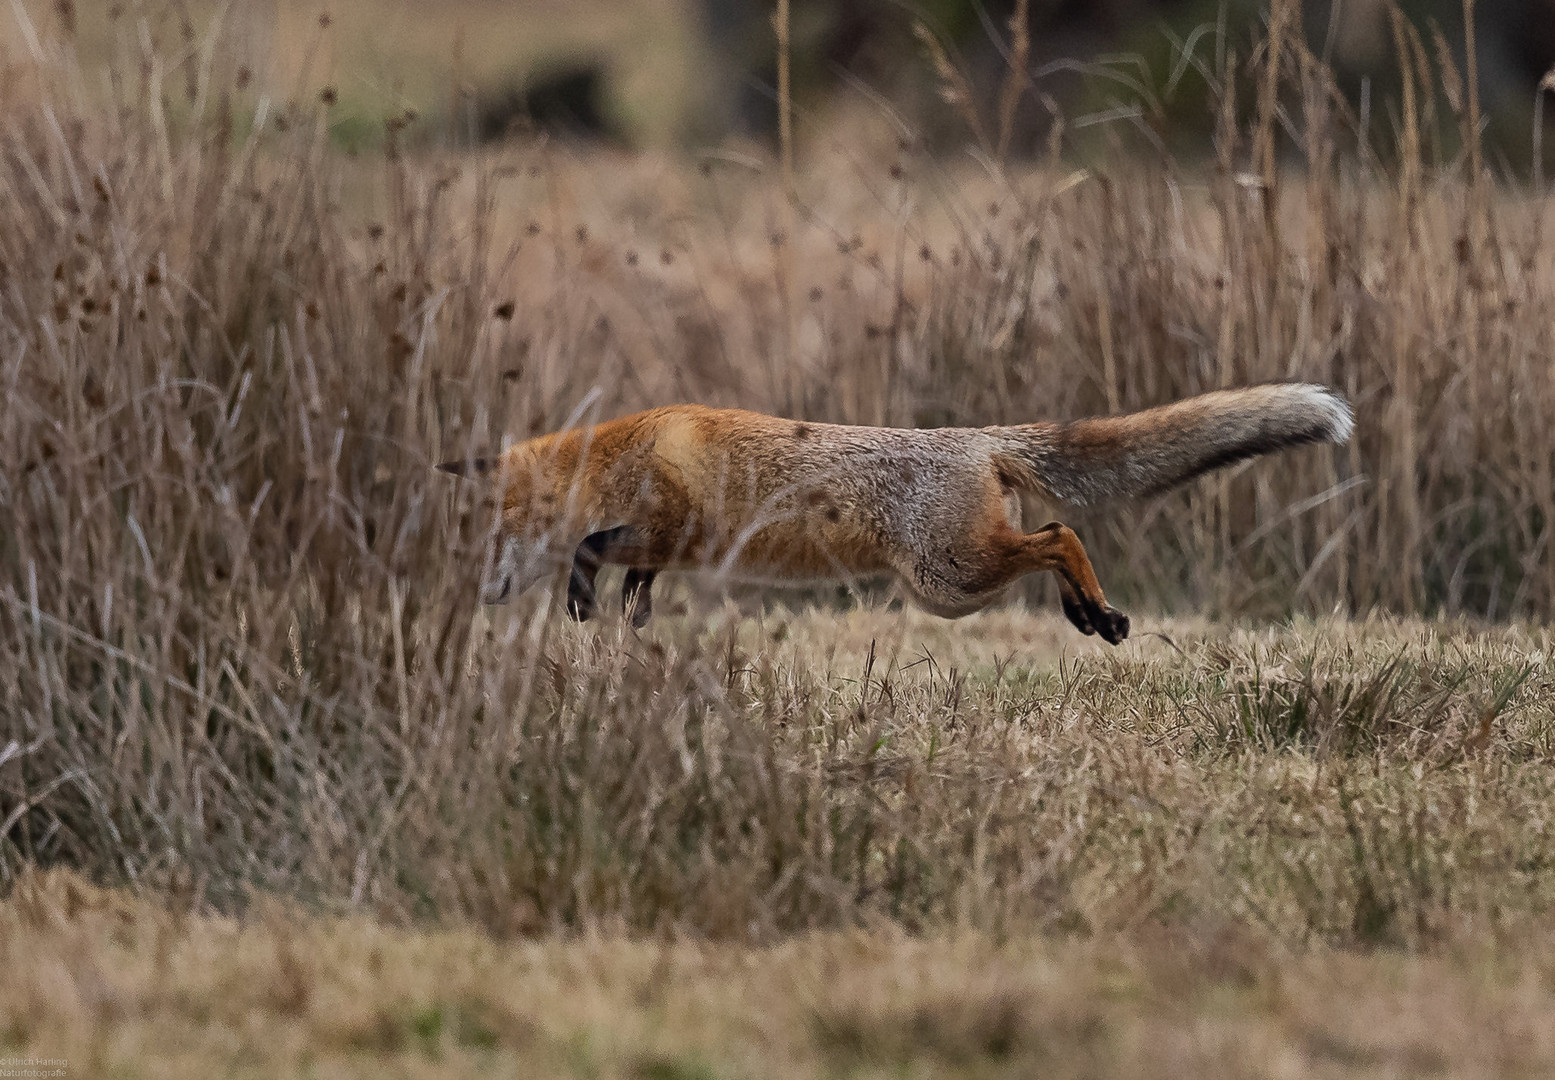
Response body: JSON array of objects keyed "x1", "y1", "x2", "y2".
[{"x1": 994, "y1": 383, "x2": 1353, "y2": 505}]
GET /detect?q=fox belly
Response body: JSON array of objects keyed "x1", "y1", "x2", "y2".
[
  {"x1": 673, "y1": 518, "x2": 894, "y2": 583},
  {"x1": 604, "y1": 480, "x2": 897, "y2": 583},
  {"x1": 616, "y1": 408, "x2": 1009, "y2": 585}
]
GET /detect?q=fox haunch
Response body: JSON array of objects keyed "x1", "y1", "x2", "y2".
[{"x1": 437, "y1": 383, "x2": 1353, "y2": 643}]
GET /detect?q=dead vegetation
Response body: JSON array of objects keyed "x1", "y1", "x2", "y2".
[
  {"x1": 2, "y1": 3, "x2": 1555, "y2": 1076},
  {"x1": 8, "y1": 841, "x2": 1555, "y2": 1079}
]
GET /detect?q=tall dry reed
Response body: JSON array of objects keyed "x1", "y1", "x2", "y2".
[{"x1": 1, "y1": 7, "x2": 1551, "y2": 940}]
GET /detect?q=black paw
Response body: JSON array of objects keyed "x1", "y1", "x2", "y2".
[
  {"x1": 1060, "y1": 591, "x2": 1096, "y2": 636},
  {"x1": 628, "y1": 600, "x2": 652, "y2": 628},
  {"x1": 1062, "y1": 592, "x2": 1129, "y2": 645},
  {"x1": 1092, "y1": 605, "x2": 1129, "y2": 645},
  {"x1": 566, "y1": 574, "x2": 598, "y2": 622},
  {"x1": 622, "y1": 569, "x2": 656, "y2": 628}
]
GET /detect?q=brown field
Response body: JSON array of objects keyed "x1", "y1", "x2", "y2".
[
  {"x1": 4, "y1": 614, "x2": 1554, "y2": 1078},
  {"x1": 10, "y1": 830, "x2": 1555, "y2": 1080},
  {"x1": 3, "y1": 2, "x2": 1555, "y2": 1076}
]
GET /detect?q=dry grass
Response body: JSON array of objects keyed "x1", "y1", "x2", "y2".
[
  {"x1": 8, "y1": 827, "x2": 1555, "y2": 1079},
  {"x1": 3, "y1": 5, "x2": 1555, "y2": 1076}
]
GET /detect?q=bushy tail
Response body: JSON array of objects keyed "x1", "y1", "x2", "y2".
[{"x1": 995, "y1": 383, "x2": 1353, "y2": 505}]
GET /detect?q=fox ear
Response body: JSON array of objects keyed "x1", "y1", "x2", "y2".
[{"x1": 435, "y1": 457, "x2": 494, "y2": 478}]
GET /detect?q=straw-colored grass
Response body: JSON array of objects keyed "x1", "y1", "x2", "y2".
[
  {"x1": 3, "y1": 4, "x2": 1555, "y2": 1076},
  {"x1": 9, "y1": 854, "x2": 1555, "y2": 1079}
]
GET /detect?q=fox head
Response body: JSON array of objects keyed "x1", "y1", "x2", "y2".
[{"x1": 436, "y1": 444, "x2": 582, "y2": 605}]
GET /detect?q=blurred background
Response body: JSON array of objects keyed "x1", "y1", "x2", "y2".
[
  {"x1": 5, "y1": 0, "x2": 1555, "y2": 161},
  {"x1": 5, "y1": 0, "x2": 1555, "y2": 940}
]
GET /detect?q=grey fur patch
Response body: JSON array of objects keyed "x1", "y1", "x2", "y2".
[{"x1": 998, "y1": 383, "x2": 1353, "y2": 505}]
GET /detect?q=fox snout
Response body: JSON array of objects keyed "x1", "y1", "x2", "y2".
[
  {"x1": 479, "y1": 534, "x2": 517, "y2": 605},
  {"x1": 479, "y1": 566, "x2": 514, "y2": 605},
  {"x1": 480, "y1": 532, "x2": 564, "y2": 606}
]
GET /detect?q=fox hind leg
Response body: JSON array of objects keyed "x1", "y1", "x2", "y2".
[
  {"x1": 1027, "y1": 522, "x2": 1129, "y2": 643},
  {"x1": 1057, "y1": 577, "x2": 1097, "y2": 636},
  {"x1": 905, "y1": 522, "x2": 1129, "y2": 644}
]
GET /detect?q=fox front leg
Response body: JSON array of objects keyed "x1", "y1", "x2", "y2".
[
  {"x1": 622, "y1": 569, "x2": 657, "y2": 628},
  {"x1": 566, "y1": 542, "x2": 604, "y2": 621}
]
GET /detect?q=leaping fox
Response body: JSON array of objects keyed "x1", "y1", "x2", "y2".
[{"x1": 437, "y1": 383, "x2": 1353, "y2": 643}]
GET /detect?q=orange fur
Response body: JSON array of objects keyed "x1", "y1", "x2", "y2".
[{"x1": 438, "y1": 384, "x2": 1353, "y2": 642}]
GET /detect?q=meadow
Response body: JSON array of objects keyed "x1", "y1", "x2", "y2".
[{"x1": 2, "y1": 3, "x2": 1555, "y2": 1076}]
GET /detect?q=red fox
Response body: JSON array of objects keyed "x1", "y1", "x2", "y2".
[{"x1": 438, "y1": 383, "x2": 1352, "y2": 643}]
